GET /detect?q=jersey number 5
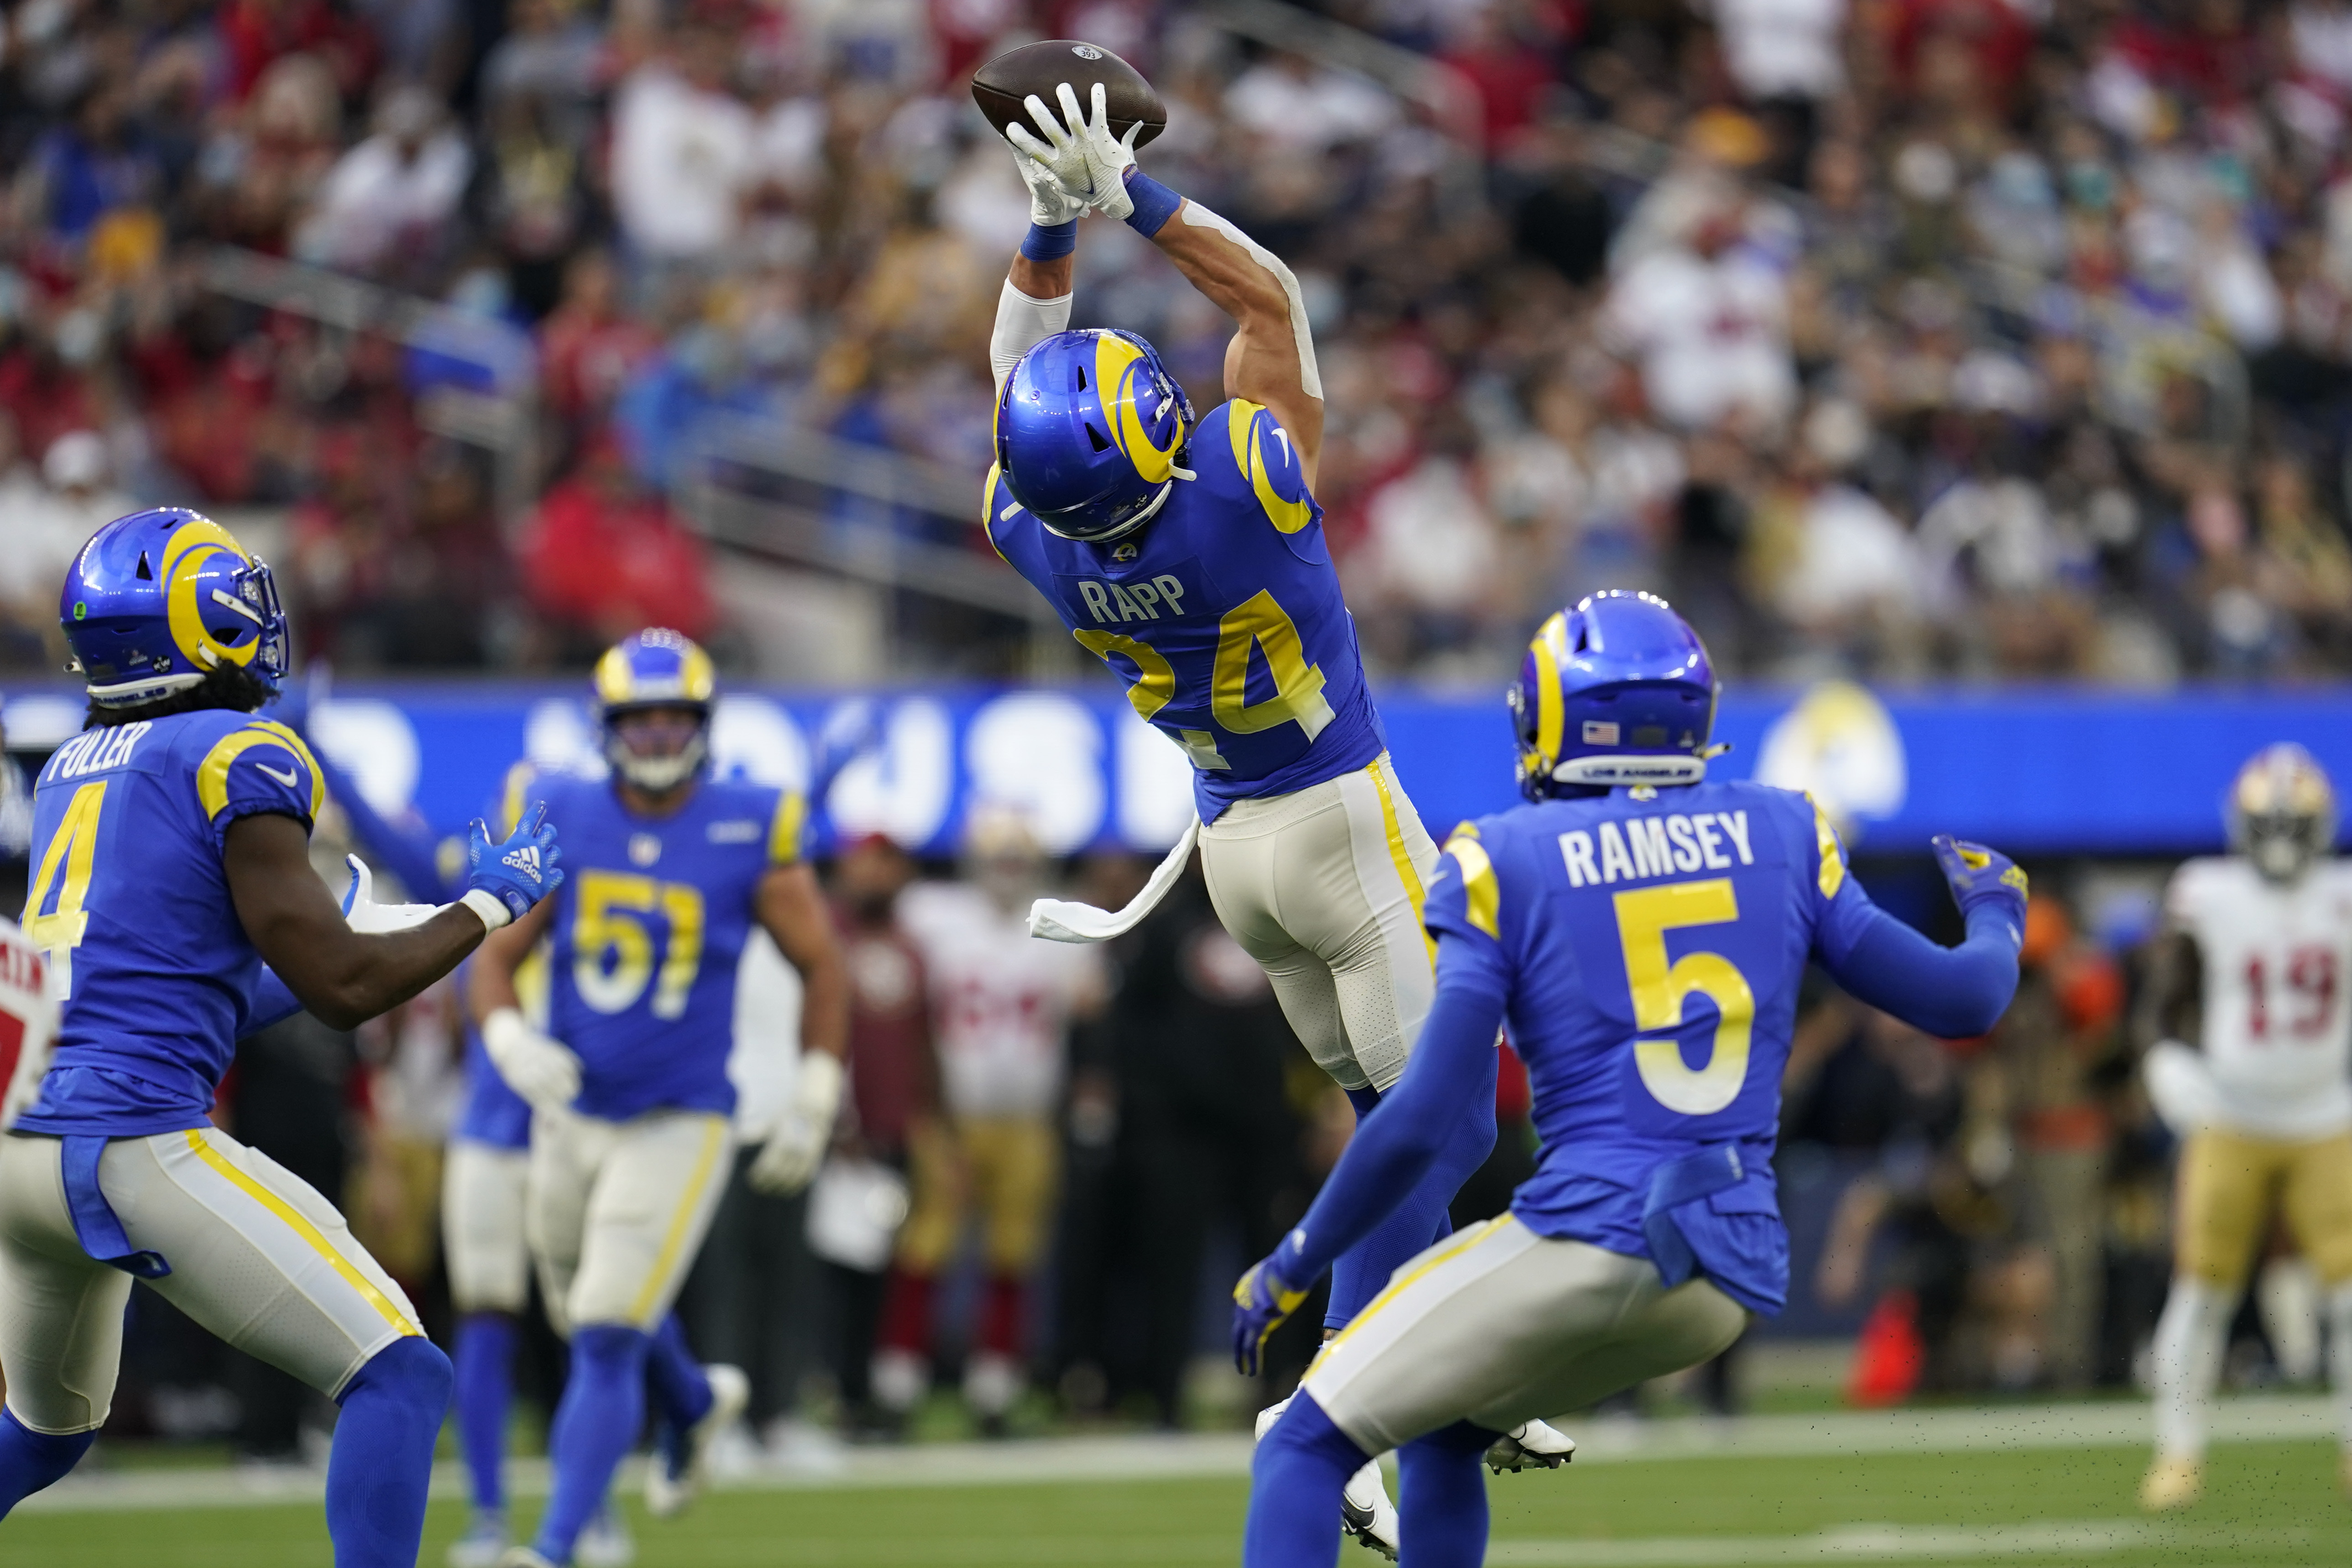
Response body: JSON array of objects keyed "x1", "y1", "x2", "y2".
[
  {"x1": 25, "y1": 782, "x2": 107, "y2": 1001},
  {"x1": 1614, "y1": 878, "x2": 1756, "y2": 1116},
  {"x1": 573, "y1": 870, "x2": 706, "y2": 1019}
]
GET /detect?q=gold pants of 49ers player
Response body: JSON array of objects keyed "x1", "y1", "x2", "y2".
[
  {"x1": 895, "y1": 1115, "x2": 1059, "y2": 1276},
  {"x1": 2174, "y1": 1126, "x2": 2352, "y2": 1287}
]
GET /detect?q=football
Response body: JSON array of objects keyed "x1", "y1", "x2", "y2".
[{"x1": 971, "y1": 40, "x2": 1166, "y2": 150}]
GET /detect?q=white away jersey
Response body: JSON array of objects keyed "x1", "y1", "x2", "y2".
[
  {"x1": 0, "y1": 916, "x2": 55, "y2": 1131},
  {"x1": 2168, "y1": 856, "x2": 2352, "y2": 1139},
  {"x1": 896, "y1": 882, "x2": 1099, "y2": 1119}
]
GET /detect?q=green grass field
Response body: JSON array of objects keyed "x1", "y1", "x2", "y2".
[{"x1": 8, "y1": 1437, "x2": 2347, "y2": 1568}]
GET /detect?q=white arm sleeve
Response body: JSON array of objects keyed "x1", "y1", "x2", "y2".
[{"x1": 992, "y1": 280, "x2": 1073, "y2": 396}]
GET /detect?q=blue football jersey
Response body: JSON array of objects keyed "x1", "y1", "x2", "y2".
[
  {"x1": 985, "y1": 398, "x2": 1386, "y2": 821},
  {"x1": 16, "y1": 710, "x2": 325, "y2": 1137},
  {"x1": 1423, "y1": 779, "x2": 1881, "y2": 1314},
  {"x1": 531, "y1": 768, "x2": 806, "y2": 1121}
]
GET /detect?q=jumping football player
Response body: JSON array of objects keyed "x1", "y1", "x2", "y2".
[
  {"x1": 2138, "y1": 743, "x2": 2352, "y2": 1510},
  {"x1": 988, "y1": 84, "x2": 1556, "y2": 1550},
  {"x1": 0, "y1": 508, "x2": 563, "y2": 1567},
  {"x1": 1233, "y1": 591, "x2": 2026, "y2": 1568},
  {"x1": 468, "y1": 629, "x2": 849, "y2": 1568}
]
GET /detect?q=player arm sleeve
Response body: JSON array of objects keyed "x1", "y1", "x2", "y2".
[
  {"x1": 990, "y1": 278, "x2": 1071, "y2": 396},
  {"x1": 196, "y1": 721, "x2": 326, "y2": 849},
  {"x1": 768, "y1": 788, "x2": 809, "y2": 865},
  {"x1": 249, "y1": 964, "x2": 304, "y2": 1031},
  {"x1": 1816, "y1": 884, "x2": 2020, "y2": 1040},
  {"x1": 1281, "y1": 933, "x2": 1506, "y2": 1284}
]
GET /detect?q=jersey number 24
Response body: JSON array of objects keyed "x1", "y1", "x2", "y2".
[{"x1": 1076, "y1": 590, "x2": 1335, "y2": 767}]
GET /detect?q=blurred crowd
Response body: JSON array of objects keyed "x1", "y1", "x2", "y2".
[{"x1": 11, "y1": 0, "x2": 2352, "y2": 679}]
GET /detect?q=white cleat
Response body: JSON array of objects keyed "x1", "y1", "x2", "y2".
[
  {"x1": 1485, "y1": 1418, "x2": 1576, "y2": 1474},
  {"x1": 1341, "y1": 1459, "x2": 1401, "y2": 1558},
  {"x1": 645, "y1": 1363, "x2": 749, "y2": 1519},
  {"x1": 1257, "y1": 1397, "x2": 1401, "y2": 1560},
  {"x1": 494, "y1": 1550, "x2": 559, "y2": 1568},
  {"x1": 447, "y1": 1512, "x2": 507, "y2": 1568},
  {"x1": 575, "y1": 1506, "x2": 636, "y2": 1568}
]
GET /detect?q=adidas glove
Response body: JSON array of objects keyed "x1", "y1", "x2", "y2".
[
  {"x1": 481, "y1": 1006, "x2": 582, "y2": 1113},
  {"x1": 1933, "y1": 834, "x2": 2028, "y2": 949},
  {"x1": 748, "y1": 1051, "x2": 845, "y2": 1197},
  {"x1": 464, "y1": 802, "x2": 564, "y2": 931},
  {"x1": 1231, "y1": 1242, "x2": 1312, "y2": 1378}
]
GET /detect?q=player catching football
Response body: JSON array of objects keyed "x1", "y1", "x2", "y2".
[{"x1": 980, "y1": 70, "x2": 1566, "y2": 1554}]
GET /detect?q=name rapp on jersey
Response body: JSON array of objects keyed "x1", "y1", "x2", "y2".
[
  {"x1": 1561, "y1": 810, "x2": 1759, "y2": 888},
  {"x1": 1063, "y1": 568, "x2": 1196, "y2": 625}
]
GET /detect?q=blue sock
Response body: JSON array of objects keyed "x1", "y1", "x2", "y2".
[
  {"x1": 644, "y1": 1311, "x2": 713, "y2": 1473},
  {"x1": 1327, "y1": 1074, "x2": 1498, "y2": 1330},
  {"x1": 1244, "y1": 1389, "x2": 1369, "y2": 1568},
  {"x1": 452, "y1": 1312, "x2": 517, "y2": 1515},
  {"x1": 326, "y1": 1337, "x2": 453, "y2": 1568},
  {"x1": 0, "y1": 1408, "x2": 97, "y2": 1517},
  {"x1": 1396, "y1": 1420, "x2": 1496, "y2": 1568},
  {"x1": 537, "y1": 1324, "x2": 650, "y2": 1563}
]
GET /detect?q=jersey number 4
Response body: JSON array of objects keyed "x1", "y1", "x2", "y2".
[
  {"x1": 24, "y1": 782, "x2": 106, "y2": 1001},
  {"x1": 573, "y1": 870, "x2": 706, "y2": 1019},
  {"x1": 1615, "y1": 878, "x2": 1756, "y2": 1116},
  {"x1": 1076, "y1": 590, "x2": 1334, "y2": 767}
]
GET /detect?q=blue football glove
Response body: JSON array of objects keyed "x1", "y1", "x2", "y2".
[
  {"x1": 1933, "y1": 834, "x2": 2027, "y2": 948},
  {"x1": 1232, "y1": 1244, "x2": 1313, "y2": 1378},
  {"x1": 468, "y1": 802, "x2": 564, "y2": 923}
]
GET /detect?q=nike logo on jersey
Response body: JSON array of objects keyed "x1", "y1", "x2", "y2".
[
  {"x1": 1561, "y1": 811, "x2": 1755, "y2": 888},
  {"x1": 502, "y1": 845, "x2": 544, "y2": 882},
  {"x1": 256, "y1": 763, "x2": 300, "y2": 787},
  {"x1": 1076, "y1": 573, "x2": 1190, "y2": 623}
]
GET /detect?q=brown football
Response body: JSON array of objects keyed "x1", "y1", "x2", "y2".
[{"x1": 972, "y1": 40, "x2": 1166, "y2": 150}]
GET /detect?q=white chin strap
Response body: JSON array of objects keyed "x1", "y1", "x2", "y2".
[{"x1": 1552, "y1": 754, "x2": 1709, "y2": 788}]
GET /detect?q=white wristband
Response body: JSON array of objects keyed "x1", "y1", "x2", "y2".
[{"x1": 460, "y1": 889, "x2": 512, "y2": 932}]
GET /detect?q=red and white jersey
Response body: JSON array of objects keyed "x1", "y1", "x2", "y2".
[
  {"x1": 2168, "y1": 856, "x2": 2352, "y2": 1139},
  {"x1": 0, "y1": 916, "x2": 55, "y2": 1131},
  {"x1": 897, "y1": 882, "x2": 1099, "y2": 1119}
]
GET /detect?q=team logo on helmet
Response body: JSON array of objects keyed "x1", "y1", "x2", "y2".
[{"x1": 2229, "y1": 742, "x2": 2336, "y2": 883}]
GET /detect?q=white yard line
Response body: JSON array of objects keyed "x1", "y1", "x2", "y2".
[
  {"x1": 1492, "y1": 1520, "x2": 2345, "y2": 1565},
  {"x1": 17, "y1": 1396, "x2": 2334, "y2": 1515}
]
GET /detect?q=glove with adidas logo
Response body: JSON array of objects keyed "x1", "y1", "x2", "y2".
[{"x1": 464, "y1": 801, "x2": 564, "y2": 931}]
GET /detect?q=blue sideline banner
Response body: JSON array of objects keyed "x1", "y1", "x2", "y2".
[{"x1": 6, "y1": 680, "x2": 2350, "y2": 857}]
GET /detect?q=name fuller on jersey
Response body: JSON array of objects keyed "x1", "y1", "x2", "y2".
[
  {"x1": 1560, "y1": 811, "x2": 1757, "y2": 889},
  {"x1": 46, "y1": 721, "x2": 152, "y2": 781},
  {"x1": 1075, "y1": 573, "x2": 1191, "y2": 624}
]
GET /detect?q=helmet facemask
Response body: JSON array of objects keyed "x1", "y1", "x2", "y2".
[{"x1": 603, "y1": 704, "x2": 710, "y2": 794}]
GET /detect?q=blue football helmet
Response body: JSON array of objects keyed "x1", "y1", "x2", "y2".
[
  {"x1": 595, "y1": 627, "x2": 716, "y2": 792},
  {"x1": 995, "y1": 328, "x2": 1194, "y2": 544},
  {"x1": 1509, "y1": 590, "x2": 1719, "y2": 800},
  {"x1": 61, "y1": 507, "x2": 290, "y2": 708}
]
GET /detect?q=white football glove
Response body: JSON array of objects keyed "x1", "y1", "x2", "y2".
[
  {"x1": 1006, "y1": 81, "x2": 1139, "y2": 222},
  {"x1": 747, "y1": 1051, "x2": 845, "y2": 1197},
  {"x1": 482, "y1": 1006, "x2": 583, "y2": 1113},
  {"x1": 340, "y1": 856, "x2": 444, "y2": 933},
  {"x1": 1012, "y1": 133, "x2": 1087, "y2": 227}
]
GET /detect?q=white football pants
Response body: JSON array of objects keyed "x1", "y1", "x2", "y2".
[
  {"x1": 1199, "y1": 755, "x2": 1440, "y2": 1093},
  {"x1": 443, "y1": 1139, "x2": 532, "y2": 1316},
  {"x1": 525, "y1": 1106, "x2": 732, "y2": 1335},
  {"x1": 1304, "y1": 1215, "x2": 1747, "y2": 1453},
  {"x1": 0, "y1": 1128, "x2": 422, "y2": 1433}
]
